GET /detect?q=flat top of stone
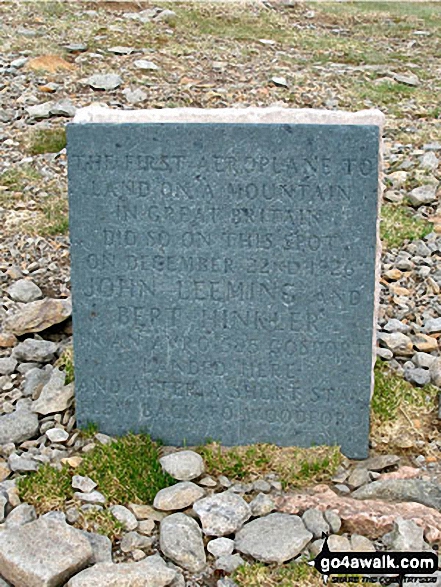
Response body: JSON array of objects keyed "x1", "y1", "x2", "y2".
[{"x1": 73, "y1": 106, "x2": 384, "y2": 127}]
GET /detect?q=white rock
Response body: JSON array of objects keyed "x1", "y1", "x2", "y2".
[
  {"x1": 72, "y1": 475, "x2": 97, "y2": 493},
  {"x1": 14, "y1": 340, "x2": 57, "y2": 363},
  {"x1": 46, "y1": 428, "x2": 69, "y2": 443},
  {"x1": 120, "y1": 531, "x2": 153, "y2": 553},
  {"x1": 74, "y1": 491, "x2": 106, "y2": 505},
  {"x1": 134, "y1": 59, "x2": 159, "y2": 71},
  {"x1": 214, "y1": 554, "x2": 244, "y2": 573},
  {"x1": 153, "y1": 481, "x2": 205, "y2": 511},
  {"x1": 8, "y1": 453, "x2": 39, "y2": 473},
  {"x1": 383, "y1": 517, "x2": 425, "y2": 551},
  {"x1": 0, "y1": 517, "x2": 93, "y2": 586},
  {"x1": 193, "y1": 492, "x2": 251, "y2": 536},
  {"x1": 67, "y1": 555, "x2": 176, "y2": 587},
  {"x1": 235, "y1": 513, "x2": 312, "y2": 563},
  {"x1": 7, "y1": 280, "x2": 42, "y2": 303},
  {"x1": 80, "y1": 531, "x2": 112, "y2": 563},
  {"x1": 408, "y1": 184, "x2": 438, "y2": 206},
  {"x1": 250, "y1": 493, "x2": 275, "y2": 517},
  {"x1": 5, "y1": 504, "x2": 36, "y2": 529},
  {"x1": 159, "y1": 512, "x2": 206, "y2": 573},
  {"x1": 86, "y1": 74, "x2": 122, "y2": 91},
  {"x1": 122, "y1": 87, "x2": 147, "y2": 104},
  {"x1": 110, "y1": 505, "x2": 138, "y2": 530},
  {"x1": 108, "y1": 46, "x2": 135, "y2": 55},
  {"x1": 0, "y1": 357, "x2": 17, "y2": 376},
  {"x1": 32, "y1": 369, "x2": 74, "y2": 415},
  {"x1": 159, "y1": 451, "x2": 204, "y2": 481},
  {"x1": 207, "y1": 537, "x2": 235, "y2": 557}
]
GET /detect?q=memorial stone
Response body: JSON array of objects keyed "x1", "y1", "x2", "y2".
[{"x1": 67, "y1": 107, "x2": 383, "y2": 459}]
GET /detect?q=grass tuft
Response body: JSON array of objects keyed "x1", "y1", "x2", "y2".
[
  {"x1": 19, "y1": 464, "x2": 72, "y2": 512},
  {"x1": 55, "y1": 345, "x2": 74, "y2": 384},
  {"x1": 381, "y1": 203, "x2": 433, "y2": 249},
  {"x1": 28, "y1": 128, "x2": 67, "y2": 155}
]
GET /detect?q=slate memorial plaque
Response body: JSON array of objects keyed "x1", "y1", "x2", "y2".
[{"x1": 67, "y1": 107, "x2": 383, "y2": 459}]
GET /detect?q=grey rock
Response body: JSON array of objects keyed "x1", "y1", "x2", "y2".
[
  {"x1": 408, "y1": 184, "x2": 438, "y2": 207},
  {"x1": 74, "y1": 491, "x2": 106, "y2": 505},
  {"x1": 235, "y1": 513, "x2": 312, "y2": 563},
  {"x1": 377, "y1": 332, "x2": 413, "y2": 355},
  {"x1": 0, "y1": 517, "x2": 92, "y2": 587},
  {"x1": 138, "y1": 519, "x2": 156, "y2": 535},
  {"x1": 271, "y1": 76, "x2": 288, "y2": 88},
  {"x1": 32, "y1": 370, "x2": 74, "y2": 415},
  {"x1": 425, "y1": 318, "x2": 441, "y2": 333},
  {"x1": 193, "y1": 492, "x2": 251, "y2": 536},
  {"x1": 120, "y1": 531, "x2": 154, "y2": 553},
  {"x1": 72, "y1": 475, "x2": 97, "y2": 493},
  {"x1": 11, "y1": 57, "x2": 28, "y2": 68},
  {"x1": 0, "y1": 406, "x2": 39, "y2": 444},
  {"x1": 404, "y1": 366, "x2": 431, "y2": 386},
  {"x1": 153, "y1": 481, "x2": 205, "y2": 511},
  {"x1": 421, "y1": 152, "x2": 439, "y2": 172},
  {"x1": 159, "y1": 451, "x2": 204, "y2": 481},
  {"x1": 7, "y1": 280, "x2": 42, "y2": 303},
  {"x1": 309, "y1": 538, "x2": 324, "y2": 557},
  {"x1": 67, "y1": 555, "x2": 176, "y2": 587},
  {"x1": 0, "y1": 358, "x2": 17, "y2": 376},
  {"x1": 64, "y1": 43, "x2": 88, "y2": 52},
  {"x1": 383, "y1": 319, "x2": 411, "y2": 333},
  {"x1": 252, "y1": 479, "x2": 271, "y2": 493},
  {"x1": 214, "y1": 554, "x2": 244, "y2": 573},
  {"x1": 347, "y1": 467, "x2": 370, "y2": 489},
  {"x1": 350, "y1": 534, "x2": 376, "y2": 552},
  {"x1": 86, "y1": 74, "x2": 122, "y2": 91},
  {"x1": 122, "y1": 87, "x2": 147, "y2": 104},
  {"x1": 42, "y1": 511, "x2": 66, "y2": 523},
  {"x1": 108, "y1": 46, "x2": 135, "y2": 55},
  {"x1": 352, "y1": 479, "x2": 441, "y2": 510},
  {"x1": 110, "y1": 505, "x2": 138, "y2": 530},
  {"x1": 328, "y1": 534, "x2": 351, "y2": 551},
  {"x1": 160, "y1": 512, "x2": 206, "y2": 573},
  {"x1": 133, "y1": 59, "x2": 159, "y2": 71},
  {"x1": 392, "y1": 72, "x2": 420, "y2": 86},
  {"x1": 0, "y1": 492, "x2": 7, "y2": 523},
  {"x1": 155, "y1": 9, "x2": 177, "y2": 23},
  {"x1": 334, "y1": 484, "x2": 350, "y2": 494},
  {"x1": 50, "y1": 99, "x2": 76, "y2": 118},
  {"x1": 302, "y1": 508, "x2": 330, "y2": 539},
  {"x1": 80, "y1": 531, "x2": 112, "y2": 563},
  {"x1": 26, "y1": 102, "x2": 52, "y2": 119},
  {"x1": 361, "y1": 454, "x2": 400, "y2": 471},
  {"x1": 66, "y1": 507, "x2": 80, "y2": 524},
  {"x1": 22, "y1": 366, "x2": 52, "y2": 397},
  {"x1": 207, "y1": 537, "x2": 235, "y2": 557},
  {"x1": 217, "y1": 580, "x2": 238, "y2": 587},
  {"x1": 8, "y1": 453, "x2": 39, "y2": 473},
  {"x1": 383, "y1": 518, "x2": 425, "y2": 551},
  {"x1": 324, "y1": 510, "x2": 341, "y2": 534},
  {"x1": 218, "y1": 475, "x2": 232, "y2": 488},
  {"x1": 46, "y1": 428, "x2": 69, "y2": 443},
  {"x1": 14, "y1": 339, "x2": 58, "y2": 363},
  {"x1": 250, "y1": 492, "x2": 275, "y2": 517},
  {"x1": 413, "y1": 352, "x2": 436, "y2": 369},
  {"x1": 430, "y1": 357, "x2": 441, "y2": 386}
]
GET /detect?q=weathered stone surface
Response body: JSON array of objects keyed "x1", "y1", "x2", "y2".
[
  {"x1": 235, "y1": 513, "x2": 312, "y2": 563},
  {"x1": 250, "y1": 493, "x2": 275, "y2": 517},
  {"x1": 85, "y1": 74, "x2": 122, "y2": 91},
  {"x1": 153, "y1": 481, "x2": 205, "y2": 511},
  {"x1": 0, "y1": 357, "x2": 17, "y2": 376},
  {"x1": 276, "y1": 485, "x2": 441, "y2": 542},
  {"x1": 72, "y1": 475, "x2": 97, "y2": 493},
  {"x1": 32, "y1": 369, "x2": 73, "y2": 415},
  {"x1": 5, "y1": 298, "x2": 72, "y2": 336},
  {"x1": 5, "y1": 504, "x2": 36, "y2": 528},
  {"x1": 67, "y1": 555, "x2": 177, "y2": 587},
  {"x1": 0, "y1": 405, "x2": 39, "y2": 444},
  {"x1": 408, "y1": 184, "x2": 438, "y2": 206},
  {"x1": 109, "y1": 505, "x2": 138, "y2": 530},
  {"x1": 46, "y1": 428, "x2": 69, "y2": 443},
  {"x1": 120, "y1": 531, "x2": 153, "y2": 553},
  {"x1": 214, "y1": 554, "x2": 244, "y2": 573},
  {"x1": 0, "y1": 517, "x2": 93, "y2": 587},
  {"x1": 350, "y1": 534, "x2": 375, "y2": 552},
  {"x1": 359, "y1": 454, "x2": 400, "y2": 472},
  {"x1": 159, "y1": 513, "x2": 206, "y2": 573},
  {"x1": 159, "y1": 451, "x2": 204, "y2": 481},
  {"x1": 352, "y1": 479, "x2": 441, "y2": 510},
  {"x1": 68, "y1": 107, "x2": 382, "y2": 459},
  {"x1": 193, "y1": 492, "x2": 251, "y2": 536},
  {"x1": 7, "y1": 280, "x2": 42, "y2": 303},
  {"x1": 13, "y1": 339, "x2": 58, "y2": 363},
  {"x1": 302, "y1": 508, "x2": 330, "y2": 538},
  {"x1": 383, "y1": 518, "x2": 425, "y2": 551},
  {"x1": 328, "y1": 535, "x2": 351, "y2": 552},
  {"x1": 80, "y1": 531, "x2": 112, "y2": 563},
  {"x1": 23, "y1": 366, "x2": 53, "y2": 397},
  {"x1": 8, "y1": 453, "x2": 39, "y2": 473},
  {"x1": 207, "y1": 537, "x2": 235, "y2": 557}
]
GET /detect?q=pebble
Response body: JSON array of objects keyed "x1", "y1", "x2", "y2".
[
  {"x1": 7, "y1": 279, "x2": 42, "y2": 303},
  {"x1": 110, "y1": 504, "x2": 138, "y2": 530},
  {"x1": 159, "y1": 450, "x2": 204, "y2": 481},
  {"x1": 13, "y1": 339, "x2": 57, "y2": 363},
  {"x1": 302, "y1": 508, "x2": 330, "y2": 538},
  {"x1": 4, "y1": 503, "x2": 37, "y2": 528},
  {"x1": 193, "y1": 491, "x2": 251, "y2": 536},
  {"x1": 160, "y1": 512, "x2": 206, "y2": 573},
  {"x1": 153, "y1": 481, "x2": 205, "y2": 511},
  {"x1": 0, "y1": 405, "x2": 39, "y2": 445},
  {"x1": 250, "y1": 492, "x2": 275, "y2": 517},
  {"x1": 214, "y1": 554, "x2": 244, "y2": 573},
  {"x1": 74, "y1": 490, "x2": 106, "y2": 505},
  {"x1": 120, "y1": 531, "x2": 154, "y2": 553},
  {"x1": 133, "y1": 59, "x2": 159, "y2": 71},
  {"x1": 85, "y1": 73, "x2": 122, "y2": 91},
  {"x1": 408, "y1": 184, "x2": 438, "y2": 206},
  {"x1": 72, "y1": 475, "x2": 97, "y2": 493},
  {"x1": 46, "y1": 428, "x2": 69, "y2": 443},
  {"x1": 207, "y1": 537, "x2": 235, "y2": 558}
]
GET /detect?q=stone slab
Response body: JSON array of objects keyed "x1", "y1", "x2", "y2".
[{"x1": 67, "y1": 107, "x2": 383, "y2": 459}]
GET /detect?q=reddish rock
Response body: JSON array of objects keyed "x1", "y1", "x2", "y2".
[
  {"x1": 276, "y1": 485, "x2": 441, "y2": 543},
  {"x1": 4, "y1": 298, "x2": 72, "y2": 335},
  {"x1": 0, "y1": 332, "x2": 17, "y2": 348},
  {"x1": 378, "y1": 466, "x2": 421, "y2": 481}
]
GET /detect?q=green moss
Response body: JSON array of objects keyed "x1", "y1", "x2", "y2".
[
  {"x1": 18, "y1": 464, "x2": 72, "y2": 512},
  {"x1": 381, "y1": 203, "x2": 433, "y2": 249}
]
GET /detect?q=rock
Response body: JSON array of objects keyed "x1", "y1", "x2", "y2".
[
  {"x1": 23, "y1": 365, "x2": 53, "y2": 397},
  {"x1": 159, "y1": 450, "x2": 204, "y2": 481},
  {"x1": 383, "y1": 319, "x2": 411, "y2": 333},
  {"x1": 0, "y1": 518, "x2": 93, "y2": 586},
  {"x1": 430, "y1": 357, "x2": 441, "y2": 386},
  {"x1": 138, "y1": 519, "x2": 156, "y2": 535},
  {"x1": 413, "y1": 352, "x2": 436, "y2": 369},
  {"x1": 198, "y1": 476, "x2": 217, "y2": 488},
  {"x1": 33, "y1": 369, "x2": 74, "y2": 415},
  {"x1": 153, "y1": 481, "x2": 204, "y2": 511},
  {"x1": 347, "y1": 467, "x2": 370, "y2": 489},
  {"x1": 404, "y1": 366, "x2": 431, "y2": 386},
  {"x1": 352, "y1": 479, "x2": 441, "y2": 510},
  {"x1": 110, "y1": 505, "x2": 138, "y2": 530},
  {"x1": 0, "y1": 492, "x2": 8, "y2": 523},
  {"x1": 302, "y1": 508, "x2": 330, "y2": 539},
  {"x1": 309, "y1": 538, "x2": 324, "y2": 557},
  {"x1": 421, "y1": 152, "x2": 439, "y2": 172},
  {"x1": 0, "y1": 333, "x2": 17, "y2": 348},
  {"x1": 250, "y1": 493, "x2": 275, "y2": 517},
  {"x1": 379, "y1": 466, "x2": 421, "y2": 481},
  {"x1": 207, "y1": 537, "x2": 235, "y2": 557},
  {"x1": 42, "y1": 511, "x2": 66, "y2": 523},
  {"x1": 235, "y1": 513, "x2": 312, "y2": 563},
  {"x1": 214, "y1": 554, "x2": 244, "y2": 573},
  {"x1": 134, "y1": 59, "x2": 159, "y2": 71},
  {"x1": 217, "y1": 580, "x2": 238, "y2": 587},
  {"x1": 271, "y1": 76, "x2": 288, "y2": 88},
  {"x1": 108, "y1": 46, "x2": 134, "y2": 55},
  {"x1": 13, "y1": 339, "x2": 58, "y2": 363},
  {"x1": 72, "y1": 475, "x2": 97, "y2": 493},
  {"x1": 86, "y1": 74, "x2": 122, "y2": 91},
  {"x1": 408, "y1": 184, "x2": 438, "y2": 207},
  {"x1": 276, "y1": 485, "x2": 441, "y2": 542},
  {"x1": 193, "y1": 492, "x2": 251, "y2": 536},
  {"x1": 50, "y1": 99, "x2": 76, "y2": 118},
  {"x1": 7, "y1": 280, "x2": 42, "y2": 303},
  {"x1": 155, "y1": 9, "x2": 177, "y2": 23},
  {"x1": 412, "y1": 333, "x2": 438, "y2": 352},
  {"x1": 25, "y1": 102, "x2": 52, "y2": 119},
  {"x1": 46, "y1": 428, "x2": 69, "y2": 443},
  {"x1": 74, "y1": 491, "x2": 106, "y2": 505},
  {"x1": 0, "y1": 406, "x2": 39, "y2": 444},
  {"x1": 383, "y1": 518, "x2": 425, "y2": 551},
  {"x1": 252, "y1": 479, "x2": 271, "y2": 493},
  {"x1": 392, "y1": 72, "x2": 420, "y2": 86},
  {"x1": 122, "y1": 88, "x2": 147, "y2": 104},
  {"x1": 80, "y1": 531, "x2": 112, "y2": 563},
  {"x1": 425, "y1": 318, "x2": 441, "y2": 333},
  {"x1": 64, "y1": 43, "x2": 88, "y2": 52},
  {"x1": 67, "y1": 555, "x2": 177, "y2": 587},
  {"x1": 159, "y1": 512, "x2": 206, "y2": 573},
  {"x1": 328, "y1": 535, "x2": 351, "y2": 552},
  {"x1": 377, "y1": 332, "x2": 413, "y2": 355},
  {"x1": 5, "y1": 298, "x2": 72, "y2": 336},
  {"x1": 0, "y1": 462, "x2": 11, "y2": 482},
  {"x1": 0, "y1": 358, "x2": 17, "y2": 376},
  {"x1": 8, "y1": 453, "x2": 39, "y2": 473},
  {"x1": 361, "y1": 455, "x2": 400, "y2": 472},
  {"x1": 129, "y1": 503, "x2": 165, "y2": 522},
  {"x1": 350, "y1": 534, "x2": 376, "y2": 552},
  {"x1": 120, "y1": 531, "x2": 154, "y2": 553},
  {"x1": 324, "y1": 510, "x2": 341, "y2": 534}
]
